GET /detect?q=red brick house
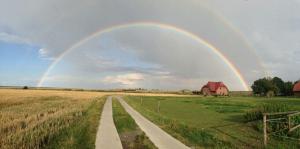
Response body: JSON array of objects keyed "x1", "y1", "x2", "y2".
[
  {"x1": 201, "y1": 82, "x2": 229, "y2": 96},
  {"x1": 293, "y1": 82, "x2": 300, "y2": 96}
]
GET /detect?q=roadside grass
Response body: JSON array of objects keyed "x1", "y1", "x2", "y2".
[
  {"x1": 124, "y1": 96, "x2": 300, "y2": 148},
  {"x1": 112, "y1": 98, "x2": 157, "y2": 149},
  {"x1": 47, "y1": 96, "x2": 106, "y2": 149}
]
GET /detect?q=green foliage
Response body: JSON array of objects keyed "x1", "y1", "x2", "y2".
[
  {"x1": 244, "y1": 103, "x2": 289, "y2": 122},
  {"x1": 252, "y1": 77, "x2": 295, "y2": 96},
  {"x1": 272, "y1": 77, "x2": 285, "y2": 95},
  {"x1": 283, "y1": 82, "x2": 294, "y2": 96},
  {"x1": 252, "y1": 77, "x2": 278, "y2": 96}
]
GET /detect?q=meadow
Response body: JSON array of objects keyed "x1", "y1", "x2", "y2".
[
  {"x1": 0, "y1": 89, "x2": 109, "y2": 149},
  {"x1": 124, "y1": 96, "x2": 300, "y2": 149}
]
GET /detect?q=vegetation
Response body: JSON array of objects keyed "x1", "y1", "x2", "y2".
[
  {"x1": 112, "y1": 98, "x2": 157, "y2": 149},
  {"x1": 125, "y1": 95, "x2": 300, "y2": 148},
  {"x1": 252, "y1": 77, "x2": 295, "y2": 96},
  {"x1": 48, "y1": 97, "x2": 105, "y2": 149},
  {"x1": 0, "y1": 89, "x2": 107, "y2": 149}
]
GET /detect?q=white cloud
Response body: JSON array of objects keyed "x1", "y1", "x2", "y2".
[
  {"x1": 0, "y1": 32, "x2": 31, "y2": 45},
  {"x1": 102, "y1": 73, "x2": 144, "y2": 86}
]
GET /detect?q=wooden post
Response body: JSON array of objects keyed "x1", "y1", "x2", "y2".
[
  {"x1": 157, "y1": 101, "x2": 160, "y2": 113},
  {"x1": 288, "y1": 115, "x2": 291, "y2": 131},
  {"x1": 263, "y1": 114, "x2": 267, "y2": 146}
]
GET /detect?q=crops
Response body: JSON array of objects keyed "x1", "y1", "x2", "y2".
[{"x1": 0, "y1": 89, "x2": 109, "y2": 149}]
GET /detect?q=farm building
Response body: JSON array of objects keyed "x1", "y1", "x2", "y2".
[
  {"x1": 201, "y1": 82, "x2": 229, "y2": 96},
  {"x1": 293, "y1": 82, "x2": 300, "y2": 96}
]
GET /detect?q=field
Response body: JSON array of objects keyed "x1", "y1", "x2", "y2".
[
  {"x1": 0, "y1": 89, "x2": 109, "y2": 149},
  {"x1": 124, "y1": 96, "x2": 300, "y2": 149},
  {"x1": 2, "y1": 88, "x2": 300, "y2": 149}
]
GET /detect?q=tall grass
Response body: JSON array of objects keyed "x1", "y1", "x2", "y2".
[{"x1": 244, "y1": 103, "x2": 289, "y2": 122}]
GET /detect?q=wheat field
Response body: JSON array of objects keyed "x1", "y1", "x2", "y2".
[{"x1": 0, "y1": 89, "x2": 111, "y2": 148}]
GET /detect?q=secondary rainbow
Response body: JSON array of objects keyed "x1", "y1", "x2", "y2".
[{"x1": 37, "y1": 22, "x2": 250, "y2": 91}]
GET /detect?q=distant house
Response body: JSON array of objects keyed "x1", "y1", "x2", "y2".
[
  {"x1": 293, "y1": 82, "x2": 300, "y2": 96},
  {"x1": 201, "y1": 82, "x2": 229, "y2": 96}
]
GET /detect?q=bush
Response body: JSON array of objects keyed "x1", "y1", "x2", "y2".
[
  {"x1": 23, "y1": 86, "x2": 28, "y2": 89},
  {"x1": 244, "y1": 103, "x2": 289, "y2": 122}
]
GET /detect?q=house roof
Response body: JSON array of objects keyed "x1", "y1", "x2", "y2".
[
  {"x1": 202, "y1": 82, "x2": 228, "y2": 92},
  {"x1": 294, "y1": 82, "x2": 300, "y2": 92}
]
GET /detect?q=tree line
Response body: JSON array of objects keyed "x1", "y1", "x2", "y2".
[{"x1": 251, "y1": 77, "x2": 298, "y2": 97}]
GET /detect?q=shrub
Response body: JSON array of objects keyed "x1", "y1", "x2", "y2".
[{"x1": 244, "y1": 103, "x2": 289, "y2": 122}]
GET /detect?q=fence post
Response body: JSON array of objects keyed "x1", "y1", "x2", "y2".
[
  {"x1": 157, "y1": 101, "x2": 160, "y2": 113},
  {"x1": 288, "y1": 115, "x2": 291, "y2": 131},
  {"x1": 263, "y1": 114, "x2": 267, "y2": 146}
]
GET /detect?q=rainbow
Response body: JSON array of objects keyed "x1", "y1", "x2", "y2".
[{"x1": 37, "y1": 22, "x2": 250, "y2": 91}]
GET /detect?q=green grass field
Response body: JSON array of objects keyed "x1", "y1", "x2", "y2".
[
  {"x1": 124, "y1": 96, "x2": 300, "y2": 149},
  {"x1": 112, "y1": 98, "x2": 157, "y2": 149}
]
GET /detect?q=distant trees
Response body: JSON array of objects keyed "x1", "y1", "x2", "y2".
[{"x1": 251, "y1": 77, "x2": 294, "y2": 96}]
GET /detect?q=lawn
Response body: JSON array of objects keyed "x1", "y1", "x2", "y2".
[{"x1": 124, "y1": 96, "x2": 300, "y2": 149}]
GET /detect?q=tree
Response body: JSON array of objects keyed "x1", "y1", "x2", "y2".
[
  {"x1": 283, "y1": 82, "x2": 294, "y2": 96},
  {"x1": 252, "y1": 77, "x2": 295, "y2": 96},
  {"x1": 251, "y1": 77, "x2": 278, "y2": 96},
  {"x1": 272, "y1": 77, "x2": 285, "y2": 95}
]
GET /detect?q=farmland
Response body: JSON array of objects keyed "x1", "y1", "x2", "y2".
[
  {"x1": 0, "y1": 89, "x2": 109, "y2": 149},
  {"x1": 124, "y1": 96, "x2": 300, "y2": 149},
  {"x1": 2, "y1": 88, "x2": 300, "y2": 149}
]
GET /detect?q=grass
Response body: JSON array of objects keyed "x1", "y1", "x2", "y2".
[
  {"x1": 124, "y1": 96, "x2": 300, "y2": 149},
  {"x1": 112, "y1": 98, "x2": 157, "y2": 149},
  {"x1": 0, "y1": 89, "x2": 107, "y2": 149},
  {"x1": 47, "y1": 97, "x2": 106, "y2": 149}
]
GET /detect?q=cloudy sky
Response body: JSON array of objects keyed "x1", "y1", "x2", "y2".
[{"x1": 0, "y1": 0, "x2": 299, "y2": 91}]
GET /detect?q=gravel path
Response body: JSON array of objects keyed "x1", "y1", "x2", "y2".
[
  {"x1": 95, "y1": 96, "x2": 123, "y2": 149},
  {"x1": 116, "y1": 96, "x2": 190, "y2": 149}
]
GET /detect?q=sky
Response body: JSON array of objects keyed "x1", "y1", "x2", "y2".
[{"x1": 0, "y1": 0, "x2": 299, "y2": 91}]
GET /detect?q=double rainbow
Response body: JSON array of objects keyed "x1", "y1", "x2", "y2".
[{"x1": 38, "y1": 22, "x2": 251, "y2": 90}]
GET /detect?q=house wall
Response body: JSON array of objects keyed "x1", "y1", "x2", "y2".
[
  {"x1": 216, "y1": 87, "x2": 229, "y2": 96},
  {"x1": 201, "y1": 87, "x2": 211, "y2": 96},
  {"x1": 295, "y1": 92, "x2": 300, "y2": 97}
]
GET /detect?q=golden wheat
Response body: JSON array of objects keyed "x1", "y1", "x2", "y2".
[{"x1": 0, "y1": 89, "x2": 109, "y2": 149}]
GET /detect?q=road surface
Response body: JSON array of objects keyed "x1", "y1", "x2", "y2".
[
  {"x1": 95, "y1": 96, "x2": 123, "y2": 149},
  {"x1": 116, "y1": 96, "x2": 190, "y2": 149}
]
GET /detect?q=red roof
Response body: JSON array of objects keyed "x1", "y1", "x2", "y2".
[
  {"x1": 294, "y1": 82, "x2": 300, "y2": 92},
  {"x1": 202, "y1": 82, "x2": 228, "y2": 92}
]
